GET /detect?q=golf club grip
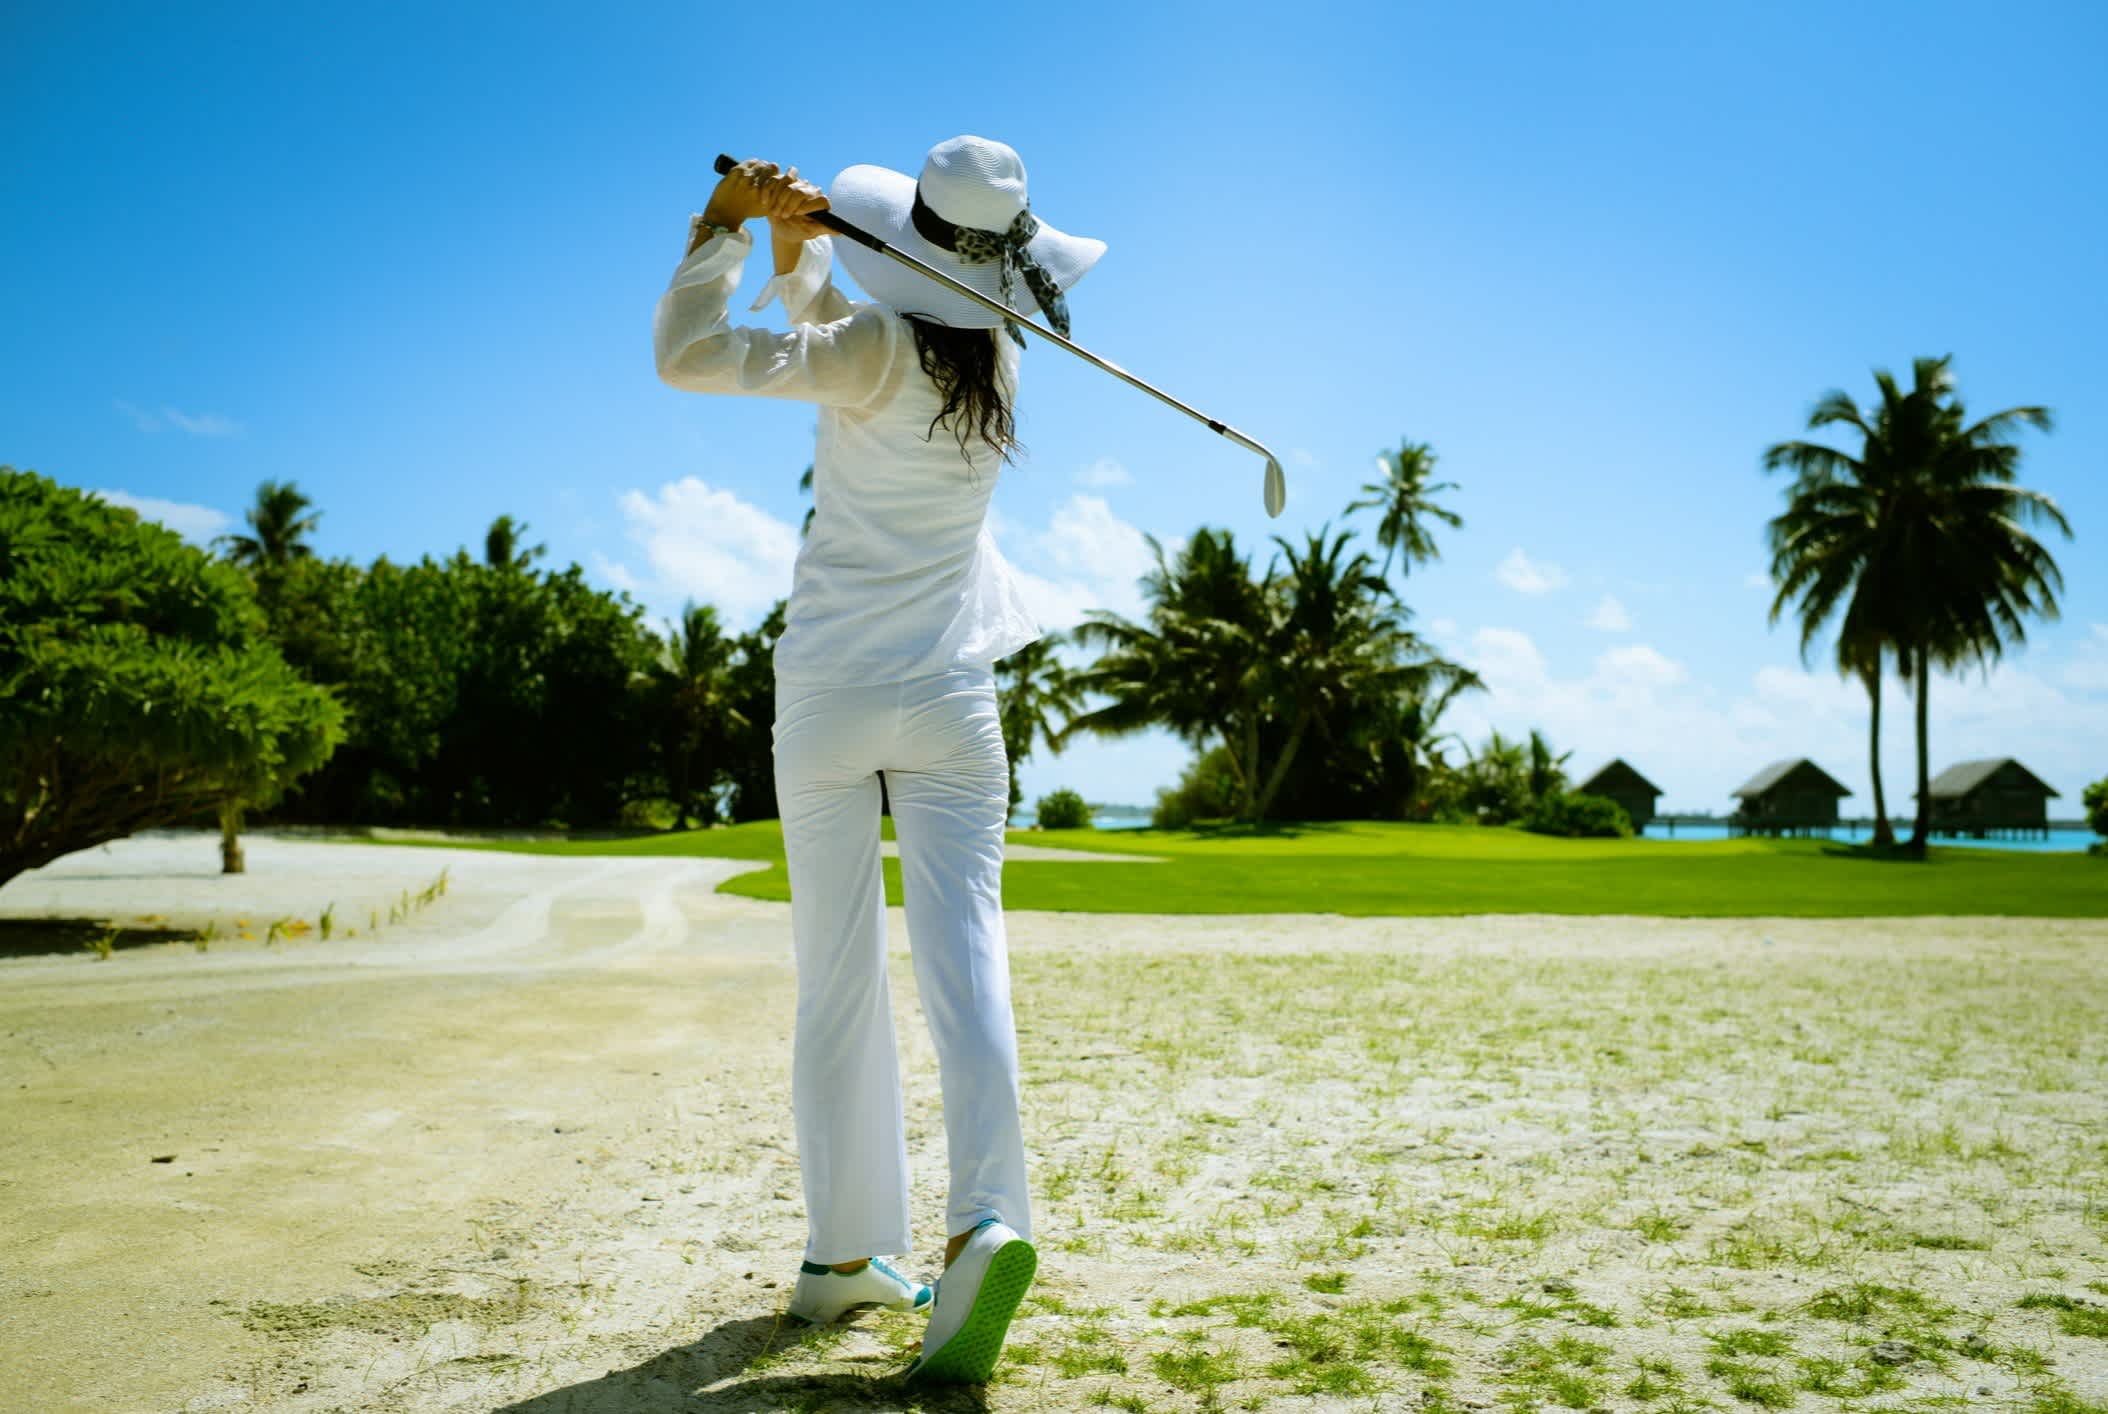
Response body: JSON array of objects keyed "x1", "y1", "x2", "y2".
[{"x1": 709, "y1": 153, "x2": 885, "y2": 253}]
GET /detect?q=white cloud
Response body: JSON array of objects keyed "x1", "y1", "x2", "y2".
[
  {"x1": 162, "y1": 407, "x2": 243, "y2": 438},
  {"x1": 604, "y1": 476, "x2": 800, "y2": 628},
  {"x1": 1430, "y1": 617, "x2": 1459, "y2": 637},
  {"x1": 90, "y1": 489, "x2": 234, "y2": 544},
  {"x1": 112, "y1": 402, "x2": 245, "y2": 437},
  {"x1": 1585, "y1": 593, "x2": 1632, "y2": 632},
  {"x1": 113, "y1": 400, "x2": 160, "y2": 433},
  {"x1": 1495, "y1": 547, "x2": 1568, "y2": 595},
  {"x1": 1290, "y1": 448, "x2": 1318, "y2": 469},
  {"x1": 2062, "y1": 625, "x2": 2108, "y2": 694},
  {"x1": 993, "y1": 493, "x2": 1163, "y2": 630},
  {"x1": 1600, "y1": 642, "x2": 1686, "y2": 690},
  {"x1": 1744, "y1": 571, "x2": 1772, "y2": 591},
  {"x1": 1074, "y1": 457, "x2": 1131, "y2": 488}
]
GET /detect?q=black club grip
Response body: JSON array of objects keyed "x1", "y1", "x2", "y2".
[{"x1": 713, "y1": 153, "x2": 738, "y2": 176}]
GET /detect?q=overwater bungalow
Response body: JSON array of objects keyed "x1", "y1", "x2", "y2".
[
  {"x1": 1729, "y1": 759, "x2": 1851, "y2": 838},
  {"x1": 1922, "y1": 758, "x2": 2059, "y2": 841},
  {"x1": 1577, "y1": 759, "x2": 1663, "y2": 834}
]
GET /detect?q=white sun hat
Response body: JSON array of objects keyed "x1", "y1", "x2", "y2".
[{"x1": 826, "y1": 135, "x2": 1106, "y2": 338}]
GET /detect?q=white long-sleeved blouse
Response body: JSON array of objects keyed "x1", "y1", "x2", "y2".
[{"x1": 653, "y1": 228, "x2": 1041, "y2": 688}]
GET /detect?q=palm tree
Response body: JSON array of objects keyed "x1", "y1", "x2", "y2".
[
  {"x1": 1762, "y1": 464, "x2": 1902, "y2": 846},
  {"x1": 798, "y1": 464, "x2": 816, "y2": 537},
  {"x1": 218, "y1": 479, "x2": 320, "y2": 569},
  {"x1": 993, "y1": 635, "x2": 1083, "y2": 811},
  {"x1": 1526, "y1": 729, "x2": 1571, "y2": 803},
  {"x1": 1066, "y1": 529, "x2": 1279, "y2": 821},
  {"x1": 651, "y1": 603, "x2": 743, "y2": 828},
  {"x1": 1347, "y1": 439, "x2": 1463, "y2": 580},
  {"x1": 484, "y1": 514, "x2": 546, "y2": 570},
  {"x1": 1766, "y1": 356, "x2": 2067, "y2": 853},
  {"x1": 1388, "y1": 670, "x2": 1482, "y2": 818},
  {"x1": 1068, "y1": 526, "x2": 1445, "y2": 823}
]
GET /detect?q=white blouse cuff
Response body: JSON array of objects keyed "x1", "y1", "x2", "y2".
[
  {"x1": 748, "y1": 234, "x2": 837, "y2": 322},
  {"x1": 668, "y1": 225, "x2": 752, "y2": 293}
]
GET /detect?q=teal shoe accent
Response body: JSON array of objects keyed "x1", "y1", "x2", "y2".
[{"x1": 904, "y1": 1235, "x2": 1037, "y2": 1386}]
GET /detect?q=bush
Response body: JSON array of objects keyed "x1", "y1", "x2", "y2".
[
  {"x1": 1153, "y1": 745, "x2": 1241, "y2": 828},
  {"x1": 1522, "y1": 790, "x2": 1633, "y2": 839},
  {"x1": 0, "y1": 468, "x2": 345, "y2": 888},
  {"x1": 2085, "y1": 776, "x2": 2108, "y2": 839},
  {"x1": 1034, "y1": 787, "x2": 1092, "y2": 830}
]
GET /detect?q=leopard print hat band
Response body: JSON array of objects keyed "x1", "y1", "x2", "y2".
[{"x1": 909, "y1": 187, "x2": 1071, "y2": 347}]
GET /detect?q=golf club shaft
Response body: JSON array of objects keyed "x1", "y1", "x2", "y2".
[{"x1": 710, "y1": 153, "x2": 1278, "y2": 467}]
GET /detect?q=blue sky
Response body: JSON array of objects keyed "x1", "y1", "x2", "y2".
[{"x1": 5, "y1": 1, "x2": 2104, "y2": 814}]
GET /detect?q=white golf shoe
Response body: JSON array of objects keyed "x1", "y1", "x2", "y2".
[
  {"x1": 904, "y1": 1218, "x2": 1037, "y2": 1385},
  {"x1": 787, "y1": 1257, "x2": 932, "y2": 1325}
]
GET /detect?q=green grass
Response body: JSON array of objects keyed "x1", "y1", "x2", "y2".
[{"x1": 357, "y1": 818, "x2": 2108, "y2": 917}]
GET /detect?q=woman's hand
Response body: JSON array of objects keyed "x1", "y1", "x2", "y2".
[{"x1": 701, "y1": 159, "x2": 828, "y2": 237}]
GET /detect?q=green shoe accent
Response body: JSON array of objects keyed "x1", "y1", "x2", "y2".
[{"x1": 905, "y1": 1237, "x2": 1037, "y2": 1386}]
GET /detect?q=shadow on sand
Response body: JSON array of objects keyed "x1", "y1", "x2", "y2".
[
  {"x1": 495, "y1": 1310, "x2": 991, "y2": 1414},
  {"x1": 0, "y1": 917, "x2": 196, "y2": 960}
]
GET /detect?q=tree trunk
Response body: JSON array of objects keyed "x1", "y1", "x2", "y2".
[
  {"x1": 1865, "y1": 661, "x2": 1894, "y2": 848},
  {"x1": 218, "y1": 799, "x2": 245, "y2": 875},
  {"x1": 1233, "y1": 717, "x2": 1262, "y2": 822},
  {"x1": 1252, "y1": 710, "x2": 1312, "y2": 824},
  {"x1": 1908, "y1": 648, "x2": 1931, "y2": 853}
]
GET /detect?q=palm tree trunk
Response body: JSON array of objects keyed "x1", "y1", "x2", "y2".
[
  {"x1": 218, "y1": 799, "x2": 245, "y2": 875},
  {"x1": 1909, "y1": 648, "x2": 1932, "y2": 852},
  {"x1": 1865, "y1": 662, "x2": 1893, "y2": 848},
  {"x1": 1231, "y1": 724, "x2": 1256, "y2": 826},
  {"x1": 1253, "y1": 710, "x2": 1312, "y2": 823}
]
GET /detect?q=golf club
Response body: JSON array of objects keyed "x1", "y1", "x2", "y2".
[{"x1": 712, "y1": 152, "x2": 1288, "y2": 518}]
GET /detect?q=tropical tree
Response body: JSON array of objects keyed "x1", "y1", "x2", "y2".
[
  {"x1": 1762, "y1": 463, "x2": 1901, "y2": 845},
  {"x1": 1067, "y1": 525, "x2": 1457, "y2": 823},
  {"x1": 217, "y1": 479, "x2": 320, "y2": 571},
  {"x1": 1526, "y1": 728, "x2": 1571, "y2": 803},
  {"x1": 483, "y1": 514, "x2": 546, "y2": 570},
  {"x1": 1252, "y1": 527, "x2": 1446, "y2": 820},
  {"x1": 1347, "y1": 439, "x2": 1462, "y2": 580},
  {"x1": 2, "y1": 469, "x2": 343, "y2": 887},
  {"x1": 650, "y1": 603, "x2": 742, "y2": 828},
  {"x1": 1460, "y1": 729, "x2": 1532, "y2": 824},
  {"x1": 993, "y1": 634, "x2": 1082, "y2": 810},
  {"x1": 720, "y1": 601, "x2": 788, "y2": 821},
  {"x1": 798, "y1": 464, "x2": 816, "y2": 537},
  {"x1": 1766, "y1": 356, "x2": 2068, "y2": 853}
]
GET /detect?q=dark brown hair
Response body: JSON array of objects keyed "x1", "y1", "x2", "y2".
[{"x1": 904, "y1": 315, "x2": 1022, "y2": 465}]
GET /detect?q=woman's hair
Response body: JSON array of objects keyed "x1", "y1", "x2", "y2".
[{"x1": 903, "y1": 315, "x2": 1023, "y2": 466}]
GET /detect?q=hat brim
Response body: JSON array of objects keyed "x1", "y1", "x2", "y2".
[{"x1": 825, "y1": 163, "x2": 1106, "y2": 330}]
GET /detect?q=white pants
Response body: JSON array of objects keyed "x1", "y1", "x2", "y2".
[{"x1": 771, "y1": 668, "x2": 1031, "y2": 1264}]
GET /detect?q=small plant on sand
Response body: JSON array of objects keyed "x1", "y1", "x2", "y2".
[
  {"x1": 86, "y1": 926, "x2": 118, "y2": 960},
  {"x1": 318, "y1": 903, "x2": 335, "y2": 940},
  {"x1": 193, "y1": 921, "x2": 219, "y2": 952}
]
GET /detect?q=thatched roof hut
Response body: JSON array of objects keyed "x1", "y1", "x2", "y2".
[
  {"x1": 1730, "y1": 759, "x2": 1850, "y2": 838},
  {"x1": 1576, "y1": 759, "x2": 1663, "y2": 834},
  {"x1": 1922, "y1": 758, "x2": 2059, "y2": 840}
]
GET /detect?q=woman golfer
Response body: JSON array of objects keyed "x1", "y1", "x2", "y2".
[{"x1": 653, "y1": 136, "x2": 1103, "y2": 1384}]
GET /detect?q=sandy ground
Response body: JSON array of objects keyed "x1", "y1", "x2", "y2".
[{"x1": 2, "y1": 832, "x2": 2104, "y2": 1414}]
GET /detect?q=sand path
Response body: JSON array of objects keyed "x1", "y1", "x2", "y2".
[{"x1": 4, "y1": 834, "x2": 2103, "y2": 1413}]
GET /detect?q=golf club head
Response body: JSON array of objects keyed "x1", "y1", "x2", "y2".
[{"x1": 1263, "y1": 457, "x2": 1287, "y2": 518}]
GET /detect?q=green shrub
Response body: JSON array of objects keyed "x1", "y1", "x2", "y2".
[
  {"x1": 1523, "y1": 790, "x2": 1633, "y2": 839},
  {"x1": 2085, "y1": 776, "x2": 2107, "y2": 839},
  {"x1": 1153, "y1": 745, "x2": 1241, "y2": 828},
  {"x1": 1034, "y1": 787, "x2": 1092, "y2": 830}
]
